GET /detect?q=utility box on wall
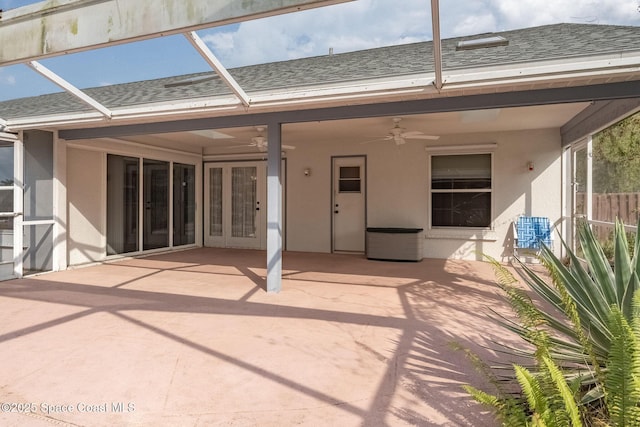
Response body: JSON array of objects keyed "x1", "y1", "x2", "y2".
[{"x1": 366, "y1": 228, "x2": 424, "y2": 262}]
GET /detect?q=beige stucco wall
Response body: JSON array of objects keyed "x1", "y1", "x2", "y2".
[
  {"x1": 284, "y1": 127, "x2": 562, "y2": 261},
  {"x1": 65, "y1": 126, "x2": 561, "y2": 264},
  {"x1": 67, "y1": 147, "x2": 104, "y2": 265}
]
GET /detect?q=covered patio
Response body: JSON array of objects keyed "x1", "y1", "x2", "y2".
[{"x1": 0, "y1": 248, "x2": 516, "y2": 426}]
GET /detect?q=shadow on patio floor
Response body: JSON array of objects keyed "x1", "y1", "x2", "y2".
[{"x1": 0, "y1": 248, "x2": 517, "y2": 426}]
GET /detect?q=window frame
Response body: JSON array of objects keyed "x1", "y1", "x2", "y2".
[
  {"x1": 426, "y1": 144, "x2": 496, "y2": 237},
  {"x1": 0, "y1": 142, "x2": 15, "y2": 232}
]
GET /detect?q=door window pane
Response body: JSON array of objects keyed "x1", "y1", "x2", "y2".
[
  {"x1": 339, "y1": 166, "x2": 361, "y2": 193},
  {"x1": 143, "y1": 159, "x2": 169, "y2": 250},
  {"x1": 209, "y1": 167, "x2": 223, "y2": 237},
  {"x1": 173, "y1": 163, "x2": 195, "y2": 246},
  {"x1": 107, "y1": 155, "x2": 139, "y2": 255},
  {"x1": 231, "y1": 166, "x2": 257, "y2": 238}
]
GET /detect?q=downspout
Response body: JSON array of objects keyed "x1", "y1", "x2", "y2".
[{"x1": 430, "y1": 0, "x2": 443, "y2": 91}]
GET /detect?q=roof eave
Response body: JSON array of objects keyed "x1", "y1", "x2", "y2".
[{"x1": 5, "y1": 54, "x2": 640, "y2": 131}]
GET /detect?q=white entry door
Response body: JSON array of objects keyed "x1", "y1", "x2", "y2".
[
  {"x1": 204, "y1": 162, "x2": 266, "y2": 249},
  {"x1": 332, "y1": 156, "x2": 366, "y2": 252}
]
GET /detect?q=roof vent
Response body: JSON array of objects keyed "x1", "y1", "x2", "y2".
[
  {"x1": 456, "y1": 35, "x2": 508, "y2": 51},
  {"x1": 164, "y1": 75, "x2": 216, "y2": 88}
]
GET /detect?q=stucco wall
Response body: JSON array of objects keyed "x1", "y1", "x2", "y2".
[
  {"x1": 67, "y1": 147, "x2": 104, "y2": 265},
  {"x1": 284, "y1": 127, "x2": 562, "y2": 261}
]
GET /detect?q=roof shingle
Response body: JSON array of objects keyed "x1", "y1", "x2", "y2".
[{"x1": 1, "y1": 23, "x2": 638, "y2": 120}]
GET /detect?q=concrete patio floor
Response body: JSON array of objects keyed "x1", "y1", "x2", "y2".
[{"x1": 0, "y1": 248, "x2": 520, "y2": 426}]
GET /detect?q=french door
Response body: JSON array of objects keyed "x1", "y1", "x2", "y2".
[{"x1": 204, "y1": 162, "x2": 266, "y2": 249}]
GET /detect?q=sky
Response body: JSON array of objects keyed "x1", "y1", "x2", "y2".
[{"x1": 0, "y1": 0, "x2": 639, "y2": 101}]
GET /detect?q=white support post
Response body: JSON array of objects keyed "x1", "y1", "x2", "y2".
[
  {"x1": 13, "y1": 134, "x2": 24, "y2": 278},
  {"x1": 586, "y1": 135, "x2": 593, "y2": 222},
  {"x1": 266, "y1": 123, "x2": 283, "y2": 293},
  {"x1": 52, "y1": 133, "x2": 68, "y2": 271},
  {"x1": 184, "y1": 32, "x2": 251, "y2": 108},
  {"x1": 169, "y1": 161, "x2": 174, "y2": 248},
  {"x1": 430, "y1": 0, "x2": 443, "y2": 90},
  {"x1": 27, "y1": 61, "x2": 113, "y2": 118}
]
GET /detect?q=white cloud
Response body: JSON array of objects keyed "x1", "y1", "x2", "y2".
[
  {"x1": 489, "y1": 0, "x2": 638, "y2": 30},
  {"x1": 200, "y1": 0, "x2": 431, "y2": 68},
  {"x1": 0, "y1": 71, "x2": 17, "y2": 86},
  {"x1": 199, "y1": 0, "x2": 638, "y2": 69}
]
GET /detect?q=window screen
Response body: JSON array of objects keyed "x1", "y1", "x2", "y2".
[{"x1": 431, "y1": 153, "x2": 492, "y2": 227}]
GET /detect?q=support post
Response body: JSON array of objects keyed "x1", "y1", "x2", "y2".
[
  {"x1": 13, "y1": 134, "x2": 24, "y2": 278},
  {"x1": 430, "y1": 0, "x2": 443, "y2": 90},
  {"x1": 266, "y1": 123, "x2": 283, "y2": 293},
  {"x1": 52, "y1": 134, "x2": 68, "y2": 271}
]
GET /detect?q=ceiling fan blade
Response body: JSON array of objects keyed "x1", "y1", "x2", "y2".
[
  {"x1": 403, "y1": 134, "x2": 440, "y2": 140},
  {"x1": 360, "y1": 136, "x2": 393, "y2": 144},
  {"x1": 399, "y1": 131, "x2": 424, "y2": 137}
]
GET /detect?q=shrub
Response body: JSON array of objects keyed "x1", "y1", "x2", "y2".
[{"x1": 462, "y1": 218, "x2": 640, "y2": 426}]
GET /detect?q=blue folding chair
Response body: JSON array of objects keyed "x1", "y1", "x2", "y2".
[{"x1": 514, "y1": 216, "x2": 553, "y2": 259}]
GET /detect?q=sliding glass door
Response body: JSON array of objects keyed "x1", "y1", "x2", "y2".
[{"x1": 107, "y1": 155, "x2": 195, "y2": 255}]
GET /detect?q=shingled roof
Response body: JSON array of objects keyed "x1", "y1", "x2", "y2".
[{"x1": 1, "y1": 23, "x2": 639, "y2": 120}]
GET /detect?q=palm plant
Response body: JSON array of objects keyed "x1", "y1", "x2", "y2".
[
  {"x1": 462, "y1": 217, "x2": 640, "y2": 425},
  {"x1": 497, "y1": 218, "x2": 639, "y2": 402}
]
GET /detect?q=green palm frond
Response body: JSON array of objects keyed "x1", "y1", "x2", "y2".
[
  {"x1": 463, "y1": 384, "x2": 529, "y2": 427},
  {"x1": 606, "y1": 300, "x2": 640, "y2": 426},
  {"x1": 463, "y1": 217, "x2": 640, "y2": 425},
  {"x1": 542, "y1": 356, "x2": 583, "y2": 427},
  {"x1": 515, "y1": 365, "x2": 549, "y2": 420}
]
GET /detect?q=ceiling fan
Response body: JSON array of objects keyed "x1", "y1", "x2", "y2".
[
  {"x1": 243, "y1": 127, "x2": 296, "y2": 151},
  {"x1": 364, "y1": 117, "x2": 439, "y2": 145}
]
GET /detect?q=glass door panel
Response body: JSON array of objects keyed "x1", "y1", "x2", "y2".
[
  {"x1": 107, "y1": 155, "x2": 139, "y2": 255},
  {"x1": 231, "y1": 166, "x2": 257, "y2": 238},
  {"x1": 173, "y1": 163, "x2": 195, "y2": 246},
  {"x1": 209, "y1": 167, "x2": 223, "y2": 237},
  {"x1": 0, "y1": 142, "x2": 14, "y2": 280},
  {"x1": 574, "y1": 146, "x2": 588, "y2": 219},
  {"x1": 143, "y1": 159, "x2": 169, "y2": 250}
]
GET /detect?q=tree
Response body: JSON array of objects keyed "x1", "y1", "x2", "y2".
[{"x1": 592, "y1": 111, "x2": 640, "y2": 194}]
